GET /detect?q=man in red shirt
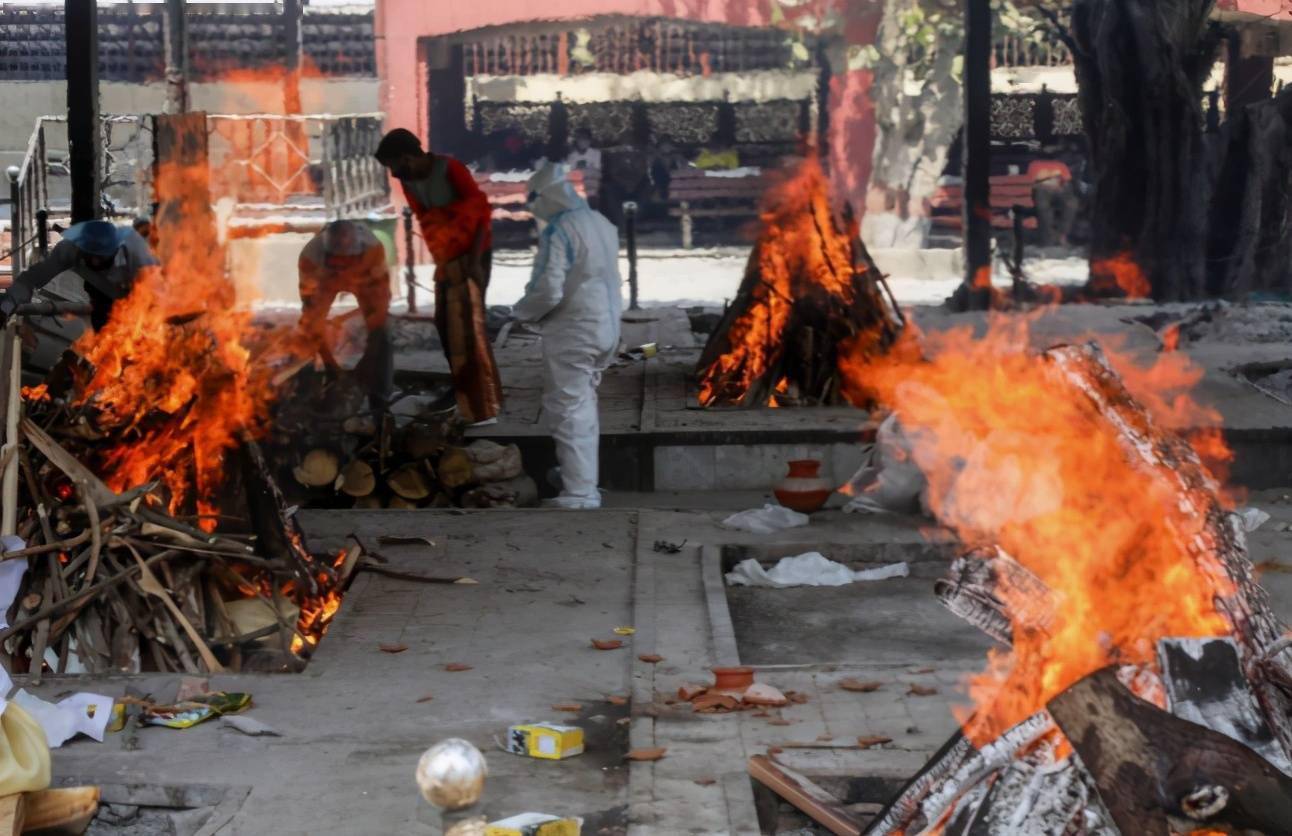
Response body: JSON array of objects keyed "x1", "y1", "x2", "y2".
[
  {"x1": 1028, "y1": 158, "x2": 1077, "y2": 248},
  {"x1": 375, "y1": 128, "x2": 503, "y2": 425}
]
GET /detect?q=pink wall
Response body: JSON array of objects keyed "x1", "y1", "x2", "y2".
[{"x1": 375, "y1": 0, "x2": 882, "y2": 217}]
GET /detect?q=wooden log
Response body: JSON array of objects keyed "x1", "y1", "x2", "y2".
[
  {"x1": 934, "y1": 546, "x2": 1056, "y2": 646},
  {"x1": 338, "y1": 459, "x2": 375, "y2": 498},
  {"x1": 1048, "y1": 665, "x2": 1292, "y2": 835},
  {"x1": 22, "y1": 786, "x2": 99, "y2": 835},
  {"x1": 748, "y1": 755, "x2": 863, "y2": 836},
  {"x1": 237, "y1": 436, "x2": 317, "y2": 594},
  {"x1": 0, "y1": 793, "x2": 23, "y2": 836},
  {"x1": 292, "y1": 448, "x2": 339, "y2": 488}
]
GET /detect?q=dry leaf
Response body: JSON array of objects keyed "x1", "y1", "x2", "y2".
[
  {"x1": 552, "y1": 702, "x2": 583, "y2": 713},
  {"x1": 839, "y1": 678, "x2": 883, "y2": 693},
  {"x1": 816, "y1": 734, "x2": 833, "y2": 742},
  {"x1": 857, "y1": 735, "x2": 893, "y2": 749},
  {"x1": 416, "y1": 693, "x2": 434, "y2": 703},
  {"x1": 454, "y1": 577, "x2": 480, "y2": 585},
  {"x1": 638, "y1": 653, "x2": 664, "y2": 663},
  {"x1": 444, "y1": 662, "x2": 472, "y2": 672},
  {"x1": 378, "y1": 535, "x2": 435, "y2": 546},
  {"x1": 613, "y1": 626, "x2": 636, "y2": 636},
  {"x1": 379, "y1": 643, "x2": 409, "y2": 654},
  {"x1": 909, "y1": 666, "x2": 935, "y2": 674},
  {"x1": 626, "y1": 747, "x2": 667, "y2": 762},
  {"x1": 694, "y1": 777, "x2": 717, "y2": 786},
  {"x1": 766, "y1": 718, "x2": 792, "y2": 727},
  {"x1": 591, "y1": 639, "x2": 624, "y2": 650},
  {"x1": 908, "y1": 684, "x2": 938, "y2": 697},
  {"x1": 607, "y1": 695, "x2": 629, "y2": 706}
]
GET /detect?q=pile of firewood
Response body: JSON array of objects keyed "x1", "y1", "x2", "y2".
[
  {"x1": 0, "y1": 358, "x2": 343, "y2": 677},
  {"x1": 270, "y1": 369, "x2": 538, "y2": 511}
]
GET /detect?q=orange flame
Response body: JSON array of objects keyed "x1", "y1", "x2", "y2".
[
  {"x1": 19, "y1": 384, "x2": 48, "y2": 402},
  {"x1": 845, "y1": 315, "x2": 1233, "y2": 744},
  {"x1": 1089, "y1": 252, "x2": 1151, "y2": 299},
  {"x1": 73, "y1": 154, "x2": 287, "y2": 526}
]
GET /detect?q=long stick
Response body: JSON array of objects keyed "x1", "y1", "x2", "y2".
[
  {"x1": 1, "y1": 320, "x2": 21, "y2": 536},
  {"x1": 0, "y1": 530, "x2": 91, "y2": 560}
]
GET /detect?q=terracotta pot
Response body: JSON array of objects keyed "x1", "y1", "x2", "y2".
[
  {"x1": 711, "y1": 666, "x2": 755, "y2": 695},
  {"x1": 773, "y1": 459, "x2": 832, "y2": 513}
]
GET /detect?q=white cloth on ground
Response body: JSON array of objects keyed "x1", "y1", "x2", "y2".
[
  {"x1": 842, "y1": 414, "x2": 927, "y2": 515},
  {"x1": 726, "y1": 552, "x2": 910, "y2": 588},
  {"x1": 720, "y1": 504, "x2": 810, "y2": 535},
  {"x1": 515, "y1": 163, "x2": 623, "y2": 505}
]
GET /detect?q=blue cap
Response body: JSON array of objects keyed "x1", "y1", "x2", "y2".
[{"x1": 63, "y1": 220, "x2": 129, "y2": 258}]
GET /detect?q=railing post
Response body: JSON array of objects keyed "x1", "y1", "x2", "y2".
[
  {"x1": 403, "y1": 206, "x2": 417, "y2": 314},
  {"x1": 8, "y1": 166, "x2": 23, "y2": 276},
  {"x1": 36, "y1": 210, "x2": 48, "y2": 260},
  {"x1": 623, "y1": 200, "x2": 639, "y2": 310}
]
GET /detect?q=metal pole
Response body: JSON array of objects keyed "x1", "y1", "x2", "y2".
[
  {"x1": 961, "y1": 0, "x2": 993, "y2": 309},
  {"x1": 162, "y1": 0, "x2": 189, "y2": 114},
  {"x1": 283, "y1": 0, "x2": 304, "y2": 115},
  {"x1": 1, "y1": 168, "x2": 20, "y2": 536},
  {"x1": 623, "y1": 201, "x2": 639, "y2": 310},
  {"x1": 35, "y1": 210, "x2": 48, "y2": 260},
  {"x1": 403, "y1": 206, "x2": 418, "y2": 314},
  {"x1": 66, "y1": 0, "x2": 101, "y2": 223},
  {"x1": 8, "y1": 167, "x2": 23, "y2": 276}
]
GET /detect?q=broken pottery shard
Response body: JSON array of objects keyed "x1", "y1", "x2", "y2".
[
  {"x1": 677, "y1": 684, "x2": 706, "y2": 701},
  {"x1": 742, "y1": 683, "x2": 789, "y2": 707}
]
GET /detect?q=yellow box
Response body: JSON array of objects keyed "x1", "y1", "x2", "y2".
[
  {"x1": 506, "y1": 723, "x2": 584, "y2": 760},
  {"x1": 486, "y1": 812, "x2": 582, "y2": 836}
]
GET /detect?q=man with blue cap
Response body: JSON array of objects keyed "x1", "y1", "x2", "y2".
[
  {"x1": 0, "y1": 219, "x2": 158, "y2": 331},
  {"x1": 514, "y1": 162, "x2": 623, "y2": 509}
]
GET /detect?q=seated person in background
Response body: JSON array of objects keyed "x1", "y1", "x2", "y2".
[
  {"x1": 693, "y1": 144, "x2": 740, "y2": 171},
  {"x1": 565, "y1": 127, "x2": 602, "y2": 175},
  {"x1": 648, "y1": 137, "x2": 689, "y2": 204},
  {"x1": 1029, "y1": 156, "x2": 1077, "y2": 248}
]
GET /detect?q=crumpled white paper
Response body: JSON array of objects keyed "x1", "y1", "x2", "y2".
[
  {"x1": 1237, "y1": 507, "x2": 1271, "y2": 533},
  {"x1": 721, "y1": 504, "x2": 810, "y2": 535},
  {"x1": 11, "y1": 689, "x2": 113, "y2": 748},
  {"x1": 0, "y1": 536, "x2": 31, "y2": 631},
  {"x1": 726, "y1": 552, "x2": 909, "y2": 588}
]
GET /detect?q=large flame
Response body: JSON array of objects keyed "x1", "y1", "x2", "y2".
[
  {"x1": 845, "y1": 315, "x2": 1233, "y2": 743},
  {"x1": 1089, "y1": 251, "x2": 1151, "y2": 299}
]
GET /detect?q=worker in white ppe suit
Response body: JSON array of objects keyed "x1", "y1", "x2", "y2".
[{"x1": 514, "y1": 163, "x2": 623, "y2": 509}]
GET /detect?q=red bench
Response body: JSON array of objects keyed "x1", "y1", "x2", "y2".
[
  {"x1": 929, "y1": 174, "x2": 1039, "y2": 231},
  {"x1": 474, "y1": 169, "x2": 599, "y2": 223},
  {"x1": 665, "y1": 168, "x2": 770, "y2": 248}
]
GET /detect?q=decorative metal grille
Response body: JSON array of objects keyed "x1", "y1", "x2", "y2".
[
  {"x1": 567, "y1": 102, "x2": 636, "y2": 147},
  {"x1": 647, "y1": 103, "x2": 718, "y2": 145},
  {"x1": 478, "y1": 103, "x2": 552, "y2": 144},
  {"x1": 0, "y1": 8, "x2": 375, "y2": 82},
  {"x1": 992, "y1": 96, "x2": 1038, "y2": 139},
  {"x1": 1053, "y1": 97, "x2": 1084, "y2": 136},
  {"x1": 734, "y1": 100, "x2": 805, "y2": 144}
]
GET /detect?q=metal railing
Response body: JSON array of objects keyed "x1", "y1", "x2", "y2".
[{"x1": 207, "y1": 112, "x2": 389, "y2": 217}]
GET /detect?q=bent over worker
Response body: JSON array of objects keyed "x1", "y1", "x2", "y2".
[
  {"x1": 374, "y1": 128, "x2": 503, "y2": 426},
  {"x1": 514, "y1": 163, "x2": 623, "y2": 509},
  {"x1": 0, "y1": 220, "x2": 157, "y2": 331},
  {"x1": 298, "y1": 220, "x2": 393, "y2": 414}
]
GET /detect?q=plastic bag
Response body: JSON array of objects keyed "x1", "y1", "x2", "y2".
[
  {"x1": 726, "y1": 552, "x2": 910, "y2": 588},
  {"x1": 720, "y1": 504, "x2": 810, "y2": 535},
  {"x1": 0, "y1": 702, "x2": 50, "y2": 795}
]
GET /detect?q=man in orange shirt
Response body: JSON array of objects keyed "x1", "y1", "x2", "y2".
[
  {"x1": 375, "y1": 128, "x2": 503, "y2": 426},
  {"x1": 298, "y1": 220, "x2": 393, "y2": 414},
  {"x1": 1029, "y1": 158, "x2": 1077, "y2": 248}
]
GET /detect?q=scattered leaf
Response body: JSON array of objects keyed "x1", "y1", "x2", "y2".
[
  {"x1": 444, "y1": 663, "x2": 472, "y2": 672},
  {"x1": 613, "y1": 626, "x2": 636, "y2": 636},
  {"x1": 454, "y1": 577, "x2": 480, "y2": 585},
  {"x1": 626, "y1": 747, "x2": 667, "y2": 762},
  {"x1": 552, "y1": 702, "x2": 583, "y2": 713},
  {"x1": 638, "y1": 653, "x2": 664, "y2": 664},
  {"x1": 909, "y1": 666, "x2": 935, "y2": 674},
  {"x1": 416, "y1": 693, "x2": 434, "y2": 703},
  {"x1": 839, "y1": 678, "x2": 883, "y2": 693},
  {"x1": 908, "y1": 684, "x2": 938, "y2": 697},
  {"x1": 786, "y1": 691, "x2": 809, "y2": 704},
  {"x1": 816, "y1": 734, "x2": 833, "y2": 742},
  {"x1": 379, "y1": 643, "x2": 408, "y2": 654},
  {"x1": 857, "y1": 735, "x2": 893, "y2": 749},
  {"x1": 591, "y1": 639, "x2": 624, "y2": 650},
  {"x1": 378, "y1": 535, "x2": 436, "y2": 546},
  {"x1": 607, "y1": 695, "x2": 629, "y2": 706},
  {"x1": 693, "y1": 777, "x2": 717, "y2": 786},
  {"x1": 766, "y1": 718, "x2": 792, "y2": 727}
]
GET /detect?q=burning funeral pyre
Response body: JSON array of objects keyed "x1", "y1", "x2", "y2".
[
  {"x1": 0, "y1": 114, "x2": 347, "y2": 676},
  {"x1": 846, "y1": 320, "x2": 1292, "y2": 834},
  {"x1": 696, "y1": 157, "x2": 904, "y2": 408}
]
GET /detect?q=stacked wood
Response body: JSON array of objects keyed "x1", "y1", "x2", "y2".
[
  {"x1": 0, "y1": 387, "x2": 344, "y2": 677},
  {"x1": 870, "y1": 343, "x2": 1292, "y2": 834},
  {"x1": 272, "y1": 370, "x2": 537, "y2": 510}
]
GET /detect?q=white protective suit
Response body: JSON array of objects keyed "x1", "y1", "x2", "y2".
[{"x1": 515, "y1": 164, "x2": 623, "y2": 508}]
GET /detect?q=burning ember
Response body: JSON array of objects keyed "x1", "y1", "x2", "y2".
[
  {"x1": 1089, "y1": 252, "x2": 1151, "y2": 299},
  {"x1": 696, "y1": 157, "x2": 902, "y2": 407}
]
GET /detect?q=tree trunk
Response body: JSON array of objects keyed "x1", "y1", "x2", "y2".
[{"x1": 1071, "y1": 0, "x2": 1220, "y2": 301}]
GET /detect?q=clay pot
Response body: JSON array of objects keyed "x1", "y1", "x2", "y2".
[
  {"x1": 773, "y1": 459, "x2": 833, "y2": 513},
  {"x1": 711, "y1": 666, "x2": 755, "y2": 695}
]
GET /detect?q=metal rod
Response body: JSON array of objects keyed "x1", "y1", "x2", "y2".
[
  {"x1": 961, "y1": 0, "x2": 993, "y2": 309},
  {"x1": 403, "y1": 206, "x2": 418, "y2": 314},
  {"x1": 162, "y1": 0, "x2": 189, "y2": 114},
  {"x1": 0, "y1": 321, "x2": 20, "y2": 537},
  {"x1": 623, "y1": 200, "x2": 640, "y2": 310}
]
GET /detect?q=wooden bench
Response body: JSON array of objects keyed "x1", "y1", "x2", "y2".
[
  {"x1": 928, "y1": 173, "x2": 1040, "y2": 232},
  {"x1": 473, "y1": 169, "x2": 598, "y2": 223},
  {"x1": 665, "y1": 168, "x2": 769, "y2": 249}
]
